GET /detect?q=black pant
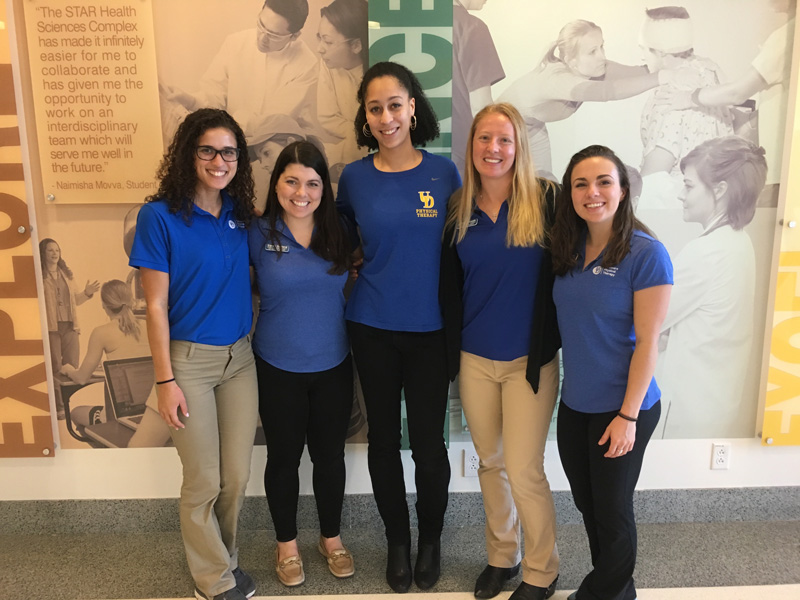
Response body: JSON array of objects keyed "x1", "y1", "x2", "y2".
[
  {"x1": 256, "y1": 354, "x2": 353, "y2": 542},
  {"x1": 557, "y1": 400, "x2": 660, "y2": 600},
  {"x1": 348, "y1": 322, "x2": 451, "y2": 545}
]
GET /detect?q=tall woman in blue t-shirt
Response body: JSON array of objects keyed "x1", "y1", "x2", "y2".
[
  {"x1": 249, "y1": 141, "x2": 355, "y2": 587},
  {"x1": 337, "y1": 61, "x2": 462, "y2": 593},
  {"x1": 130, "y1": 108, "x2": 258, "y2": 600},
  {"x1": 440, "y1": 103, "x2": 560, "y2": 600},
  {"x1": 550, "y1": 146, "x2": 673, "y2": 600}
]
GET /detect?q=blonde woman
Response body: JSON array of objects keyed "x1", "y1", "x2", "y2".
[
  {"x1": 60, "y1": 280, "x2": 149, "y2": 385},
  {"x1": 440, "y1": 103, "x2": 559, "y2": 600}
]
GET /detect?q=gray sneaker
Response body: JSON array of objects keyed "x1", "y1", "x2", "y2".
[
  {"x1": 232, "y1": 567, "x2": 256, "y2": 598},
  {"x1": 194, "y1": 586, "x2": 246, "y2": 600}
]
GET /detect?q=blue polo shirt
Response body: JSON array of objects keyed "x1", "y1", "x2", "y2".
[
  {"x1": 553, "y1": 231, "x2": 673, "y2": 413},
  {"x1": 456, "y1": 202, "x2": 543, "y2": 361},
  {"x1": 129, "y1": 195, "x2": 252, "y2": 345},
  {"x1": 337, "y1": 151, "x2": 461, "y2": 331},
  {"x1": 248, "y1": 218, "x2": 349, "y2": 373}
]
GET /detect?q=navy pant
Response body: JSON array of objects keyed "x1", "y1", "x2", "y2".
[
  {"x1": 557, "y1": 400, "x2": 660, "y2": 600},
  {"x1": 348, "y1": 322, "x2": 451, "y2": 545},
  {"x1": 256, "y1": 355, "x2": 353, "y2": 542}
]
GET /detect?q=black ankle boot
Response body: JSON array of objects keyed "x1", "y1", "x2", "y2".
[
  {"x1": 386, "y1": 544, "x2": 412, "y2": 593},
  {"x1": 414, "y1": 539, "x2": 441, "y2": 590}
]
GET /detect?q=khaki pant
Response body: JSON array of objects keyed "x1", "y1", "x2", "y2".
[
  {"x1": 459, "y1": 352, "x2": 559, "y2": 587},
  {"x1": 170, "y1": 336, "x2": 258, "y2": 597}
]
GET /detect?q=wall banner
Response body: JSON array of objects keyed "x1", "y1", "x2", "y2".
[{"x1": 22, "y1": 0, "x2": 162, "y2": 204}]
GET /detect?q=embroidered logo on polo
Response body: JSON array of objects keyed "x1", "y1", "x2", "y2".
[
  {"x1": 264, "y1": 243, "x2": 289, "y2": 253},
  {"x1": 416, "y1": 191, "x2": 438, "y2": 218},
  {"x1": 592, "y1": 265, "x2": 618, "y2": 277}
]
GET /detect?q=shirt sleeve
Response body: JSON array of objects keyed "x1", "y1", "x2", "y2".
[
  {"x1": 128, "y1": 203, "x2": 170, "y2": 273},
  {"x1": 335, "y1": 165, "x2": 357, "y2": 225},
  {"x1": 631, "y1": 239, "x2": 673, "y2": 291},
  {"x1": 458, "y1": 16, "x2": 505, "y2": 92},
  {"x1": 752, "y1": 21, "x2": 792, "y2": 87}
]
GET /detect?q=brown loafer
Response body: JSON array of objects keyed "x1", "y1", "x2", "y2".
[
  {"x1": 317, "y1": 536, "x2": 355, "y2": 578},
  {"x1": 275, "y1": 548, "x2": 305, "y2": 587}
]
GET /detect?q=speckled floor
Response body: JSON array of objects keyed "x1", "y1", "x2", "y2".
[{"x1": 1, "y1": 521, "x2": 798, "y2": 600}]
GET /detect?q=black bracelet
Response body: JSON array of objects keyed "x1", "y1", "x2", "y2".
[
  {"x1": 156, "y1": 377, "x2": 175, "y2": 385},
  {"x1": 617, "y1": 411, "x2": 638, "y2": 423}
]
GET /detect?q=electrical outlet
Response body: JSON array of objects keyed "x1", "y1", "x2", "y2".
[
  {"x1": 463, "y1": 448, "x2": 479, "y2": 477},
  {"x1": 711, "y1": 442, "x2": 731, "y2": 470}
]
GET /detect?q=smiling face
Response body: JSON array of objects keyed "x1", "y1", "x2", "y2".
[
  {"x1": 364, "y1": 75, "x2": 416, "y2": 153},
  {"x1": 679, "y1": 164, "x2": 719, "y2": 227},
  {"x1": 472, "y1": 112, "x2": 516, "y2": 186},
  {"x1": 44, "y1": 241, "x2": 61, "y2": 266},
  {"x1": 275, "y1": 162, "x2": 323, "y2": 224},
  {"x1": 567, "y1": 28, "x2": 607, "y2": 78},
  {"x1": 570, "y1": 156, "x2": 625, "y2": 228},
  {"x1": 317, "y1": 16, "x2": 361, "y2": 70},
  {"x1": 194, "y1": 127, "x2": 238, "y2": 198}
]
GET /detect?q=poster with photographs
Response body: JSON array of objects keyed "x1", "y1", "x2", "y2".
[{"x1": 452, "y1": 0, "x2": 794, "y2": 439}]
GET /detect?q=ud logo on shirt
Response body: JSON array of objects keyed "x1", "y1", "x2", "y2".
[
  {"x1": 592, "y1": 265, "x2": 618, "y2": 277},
  {"x1": 416, "y1": 191, "x2": 438, "y2": 218}
]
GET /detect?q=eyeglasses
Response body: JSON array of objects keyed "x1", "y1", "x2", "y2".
[
  {"x1": 316, "y1": 34, "x2": 355, "y2": 49},
  {"x1": 196, "y1": 146, "x2": 240, "y2": 162},
  {"x1": 256, "y1": 18, "x2": 293, "y2": 42}
]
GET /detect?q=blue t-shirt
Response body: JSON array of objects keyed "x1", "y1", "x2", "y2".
[
  {"x1": 456, "y1": 202, "x2": 543, "y2": 361},
  {"x1": 129, "y1": 195, "x2": 252, "y2": 346},
  {"x1": 337, "y1": 151, "x2": 462, "y2": 331},
  {"x1": 248, "y1": 218, "x2": 349, "y2": 373},
  {"x1": 553, "y1": 231, "x2": 673, "y2": 413}
]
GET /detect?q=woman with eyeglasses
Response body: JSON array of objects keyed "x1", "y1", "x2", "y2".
[
  {"x1": 130, "y1": 108, "x2": 258, "y2": 600},
  {"x1": 316, "y1": 0, "x2": 368, "y2": 169}
]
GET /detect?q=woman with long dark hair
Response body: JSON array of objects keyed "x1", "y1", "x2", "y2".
[
  {"x1": 550, "y1": 145, "x2": 672, "y2": 600},
  {"x1": 337, "y1": 61, "x2": 461, "y2": 593},
  {"x1": 130, "y1": 108, "x2": 258, "y2": 600},
  {"x1": 249, "y1": 141, "x2": 355, "y2": 587}
]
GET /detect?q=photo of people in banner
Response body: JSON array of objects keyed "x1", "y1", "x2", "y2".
[
  {"x1": 453, "y1": 0, "x2": 794, "y2": 439},
  {"x1": 42, "y1": 0, "x2": 370, "y2": 449},
  {"x1": 157, "y1": 0, "x2": 368, "y2": 213}
]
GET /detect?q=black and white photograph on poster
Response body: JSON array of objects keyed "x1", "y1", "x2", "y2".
[
  {"x1": 154, "y1": 0, "x2": 368, "y2": 213},
  {"x1": 454, "y1": 0, "x2": 795, "y2": 439}
]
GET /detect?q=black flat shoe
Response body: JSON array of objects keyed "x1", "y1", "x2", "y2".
[
  {"x1": 414, "y1": 540, "x2": 441, "y2": 590},
  {"x1": 386, "y1": 544, "x2": 412, "y2": 593},
  {"x1": 508, "y1": 575, "x2": 559, "y2": 600},
  {"x1": 474, "y1": 563, "x2": 521, "y2": 599}
]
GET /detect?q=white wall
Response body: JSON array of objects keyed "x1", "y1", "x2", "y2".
[{"x1": 4, "y1": 438, "x2": 800, "y2": 501}]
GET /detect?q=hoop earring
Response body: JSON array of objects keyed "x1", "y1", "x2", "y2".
[
  {"x1": 362, "y1": 123, "x2": 372, "y2": 137},
  {"x1": 410, "y1": 115, "x2": 417, "y2": 131}
]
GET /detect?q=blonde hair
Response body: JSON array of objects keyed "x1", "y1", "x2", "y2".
[
  {"x1": 446, "y1": 103, "x2": 550, "y2": 247},
  {"x1": 101, "y1": 280, "x2": 140, "y2": 341},
  {"x1": 539, "y1": 19, "x2": 602, "y2": 70}
]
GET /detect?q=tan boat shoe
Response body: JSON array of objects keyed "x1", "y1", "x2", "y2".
[
  {"x1": 317, "y1": 536, "x2": 355, "y2": 578},
  {"x1": 275, "y1": 548, "x2": 305, "y2": 587}
]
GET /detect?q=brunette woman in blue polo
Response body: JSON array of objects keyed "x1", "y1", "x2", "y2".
[
  {"x1": 337, "y1": 61, "x2": 461, "y2": 593},
  {"x1": 130, "y1": 108, "x2": 258, "y2": 600},
  {"x1": 249, "y1": 141, "x2": 355, "y2": 587},
  {"x1": 550, "y1": 145, "x2": 672, "y2": 600}
]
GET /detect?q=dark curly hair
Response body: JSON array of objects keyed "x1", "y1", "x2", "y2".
[
  {"x1": 257, "y1": 141, "x2": 351, "y2": 274},
  {"x1": 353, "y1": 61, "x2": 440, "y2": 150},
  {"x1": 146, "y1": 108, "x2": 255, "y2": 224},
  {"x1": 551, "y1": 145, "x2": 654, "y2": 276}
]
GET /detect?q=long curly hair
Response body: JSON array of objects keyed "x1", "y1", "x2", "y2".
[
  {"x1": 147, "y1": 108, "x2": 255, "y2": 224},
  {"x1": 256, "y1": 141, "x2": 351, "y2": 274},
  {"x1": 551, "y1": 145, "x2": 653, "y2": 275},
  {"x1": 353, "y1": 61, "x2": 440, "y2": 150}
]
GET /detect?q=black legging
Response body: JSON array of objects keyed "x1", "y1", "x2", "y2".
[
  {"x1": 347, "y1": 321, "x2": 451, "y2": 546},
  {"x1": 256, "y1": 354, "x2": 353, "y2": 542}
]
